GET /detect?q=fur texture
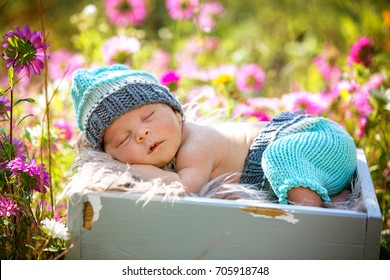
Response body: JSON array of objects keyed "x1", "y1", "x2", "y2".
[{"x1": 65, "y1": 133, "x2": 365, "y2": 211}]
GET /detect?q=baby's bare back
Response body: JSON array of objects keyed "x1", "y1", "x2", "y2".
[{"x1": 177, "y1": 122, "x2": 267, "y2": 183}]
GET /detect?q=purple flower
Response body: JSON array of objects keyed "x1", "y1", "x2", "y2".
[
  {"x1": 0, "y1": 95, "x2": 11, "y2": 119},
  {"x1": 0, "y1": 195, "x2": 20, "y2": 218},
  {"x1": 6, "y1": 157, "x2": 50, "y2": 194},
  {"x1": 166, "y1": 0, "x2": 199, "y2": 20},
  {"x1": 101, "y1": 36, "x2": 141, "y2": 65},
  {"x1": 1, "y1": 24, "x2": 50, "y2": 77},
  {"x1": 236, "y1": 64, "x2": 265, "y2": 94},
  {"x1": 347, "y1": 37, "x2": 374, "y2": 67},
  {"x1": 13, "y1": 138, "x2": 27, "y2": 163},
  {"x1": 198, "y1": 1, "x2": 224, "y2": 32},
  {"x1": 104, "y1": 0, "x2": 147, "y2": 26},
  {"x1": 5, "y1": 157, "x2": 26, "y2": 175}
]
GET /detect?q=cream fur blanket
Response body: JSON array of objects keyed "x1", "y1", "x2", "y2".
[{"x1": 64, "y1": 132, "x2": 365, "y2": 211}]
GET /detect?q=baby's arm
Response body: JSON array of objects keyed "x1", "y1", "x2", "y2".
[
  {"x1": 130, "y1": 164, "x2": 210, "y2": 194},
  {"x1": 130, "y1": 164, "x2": 181, "y2": 185}
]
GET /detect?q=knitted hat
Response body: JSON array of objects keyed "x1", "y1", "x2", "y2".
[{"x1": 71, "y1": 64, "x2": 183, "y2": 150}]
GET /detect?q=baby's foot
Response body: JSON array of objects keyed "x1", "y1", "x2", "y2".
[{"x1": 330, "y1": 189, "x2": 352, "y2": 203}]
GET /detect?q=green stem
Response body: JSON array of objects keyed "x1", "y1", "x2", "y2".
[
  {"x1": 9, "y1": 87, "x2": 13, "y2": 153},
  {"x1": 38, "y1": 0, "x2": 54, "y2": 214}
]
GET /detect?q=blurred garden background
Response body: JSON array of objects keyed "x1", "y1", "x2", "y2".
[{"x1": 0, "y1": 0, "x2": 389, "y2": 259}]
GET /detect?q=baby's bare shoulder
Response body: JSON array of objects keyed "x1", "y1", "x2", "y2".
[
  {"x1": 181, "y1": 123, "x2": 220, "y2": 149},
  {"x1": 211, "y1": 121, "x2": 267, "y2": 131}
]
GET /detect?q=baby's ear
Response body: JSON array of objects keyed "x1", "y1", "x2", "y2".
[
  {"x1": 77, "y1": 132, "x2": 92, "y2": 150},
  {"x1": 175, "y1": 110, "x2": 184, "y2": 123}
]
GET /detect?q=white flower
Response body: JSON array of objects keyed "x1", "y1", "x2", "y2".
[{"x1": 41, "y1": 218, "x2": 70, "y2": 240}]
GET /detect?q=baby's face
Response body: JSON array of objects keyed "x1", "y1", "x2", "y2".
[{"x1": 103, "y1": 103, "x2": 183, "y2": 167}]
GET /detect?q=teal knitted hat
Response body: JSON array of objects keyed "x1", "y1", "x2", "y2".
[{"x1": 71, "y1": 64, "x2": 183, "y2": 150}]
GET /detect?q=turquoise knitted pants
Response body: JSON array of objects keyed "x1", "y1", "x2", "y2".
[{"x1": 261, "y1": 117, "x2": 357, "y2": 204}]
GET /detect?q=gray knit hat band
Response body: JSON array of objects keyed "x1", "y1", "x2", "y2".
[
  {"x1": 85, "y1": 83, "x2": 183, "y2": 150},
  {"x1": 70, "y1": 64, "x2": 183, "y2": 151}
]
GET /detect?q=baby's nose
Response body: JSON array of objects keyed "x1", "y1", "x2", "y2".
[{"x1": 136, "y1": 128, "x2": 150, "y2": 143}]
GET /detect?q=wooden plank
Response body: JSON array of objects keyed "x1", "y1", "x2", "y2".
[
  {"x1": 66, "y1": 193, "x2": 83, "y2": 259},
  {"x1": 68, "y1": 193, "x2": 367, "y2": 260},
  {"x1": 356, "y1": 149, "x2": 382, "y2": 259}
]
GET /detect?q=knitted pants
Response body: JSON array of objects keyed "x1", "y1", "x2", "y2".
[{"x1": 240, "y1": 112, "x2": 357, "y2": 204}]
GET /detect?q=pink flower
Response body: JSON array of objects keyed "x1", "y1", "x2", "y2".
[
  {"x1": 237, "y1": 108, "x2": 270, "y2": 122},
  {"x1": 362, "y1": 73, "x2": 385, "y2": 92},
  {"x1": 104, "y1": 0, "x2": 147, "y2": 26},
  {"x1": 1, "y1": 24, "x2": 50, "y2": 77},
  {"x1": 166, "y1": 0, "x2": 199, "y2": 20},
  {"x1": 333, "y1": 79, "x2": 373, "y2": 117},
  {"x1": 143, "y1": 49, "x2": 171, "y2": 76},
  {"x1": 198, "y1": 1, "x2": 224, "y2": 32},
  {"x1": 314, "y1": 45, "x2": 342, "y2": 88},
  {"x1": 357, "y1": 116, "x2": 368, "y2": 140},
  {"x1": 185, "y1": 85, "x2": 228, "y2": 114},
  {"x1": 101, "y1": 35, "x2": 141, "y2": 65},
  {"x1": 233, "y1": 97, "x2": 280, "y2": 121},
  {"x1": 54, "y1": 200, "x2": 68, "y2": 223},
  {"x1": 38, "y1": 199, "x2": 67, "y2": 223},
  {"x1": 348, "y1": 37, "x2": 374, "y2": 67},
  {"x1": 6, "y1": 157, "x2": 50, "y2": 194},
  {"x1": 351, "y1": 89, "x2": 372, "y2": 117},
  {"x1": 160, "y1": 70, "x2": 180, "y2": 86},
  {"x1": 54, "y1": 118, "x2": 73, "y2": 141},
  {"x1": 0, "y1": 195, "x2": 20, "y2": 218},
  {"x1": 281, "y1": 91, "x2": 327, "y2": 116},
  {"x1": 48, "y1": 50, "x2": 85, "y2": 80},
  {"x1": 236, "y1": 64, "x2": 265, "y2": 94}
]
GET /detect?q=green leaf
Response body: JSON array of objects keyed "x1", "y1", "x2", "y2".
[
  {"x1": 16, "y1": 114, "x2": 34, "y2": 127},
  {"x1": 23, "y1": 127, "x2": 33, "y2": 144},
  {"x1": 35, "y1": 204, "x2": 41, "y2": 220},
  {"x1": 0, "y1": 103, "x2": 10, "y2": 120},
  {"x1": 0, "y1": 128, "x2": 8, "y2": 137},
  {"x1": 13, "y1": 98, "x2": 35, "y2": 107},
  {"x1": 7, "y1": 37, "x2": 16, "y2": 47},
  {"x1": 8, "y1": 67, "x2": 14, "y2": 89}
]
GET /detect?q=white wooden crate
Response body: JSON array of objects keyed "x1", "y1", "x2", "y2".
[{"x1": 65, "y1": 149, "x2": 382, "y2": 259}]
